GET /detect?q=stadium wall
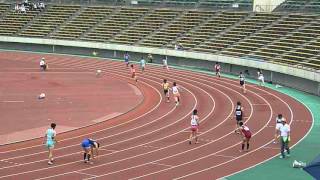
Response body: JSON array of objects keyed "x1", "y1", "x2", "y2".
[{"x1": 0, "y1": 36, "x2": 319, "y2": 96}]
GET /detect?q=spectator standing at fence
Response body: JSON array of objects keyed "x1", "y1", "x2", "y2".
[
  {"x1": 239, "y1": 72, "x2": 246, "y2": 94},
  {"x1": 163, "y1": 56, "x2": 169, "y2": 71},
  {"x1": 140, "y1": 56, "x2": 146, "y2": 73},
  {"x1": 257, "y1": 69, "x2": 265, "y2": 86},
  {"x1": 124, "y1": 52, "x2": 130, "y2": 67},
  {"x1": 279, "y1": 119, "x2": 291, "y2": 158},
  {"x1": 147, "y1": 54, "x2": 153, "y2": 63},
  {"x1": 214, "y1": 62, "x2": 221, "y2": 78}
]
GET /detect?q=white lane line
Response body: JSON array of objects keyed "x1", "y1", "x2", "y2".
[
  {"x1": 214, "y1": 154, "x2": 236, "y2": 159},
  {"x1": 149, "y1": 162, "x2": 173, "y2": 168},
  {"x1": 128, "y1": 84, "x2": 143, "y2": 96}
]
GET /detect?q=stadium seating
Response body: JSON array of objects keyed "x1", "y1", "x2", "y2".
[
  {"x1": 0, "y1": 5, "x2": 40, "y2": 36},
  {"x1": 0, "y1": 3, "x2": 10, "y2": 16},
  {"x1": 110, "y1": 8, "x2": 181, "y2": 45},
  {"x1": 81, "y1": 7, "x2": 149, "y2": 42},
  {"x1": 18, "y1": 5, "x2": 80, "y2": 38},
  {"x1": 0, "y1": 2, "x2": 319, "y2": 69},
  {"x1": 139, "y1": 10, "x2": 214, "y2": 47},
  {"x1": 51, "y1": 6, "x2": 114, "y2": 40}
]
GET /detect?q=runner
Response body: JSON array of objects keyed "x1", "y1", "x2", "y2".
[
  {"x1": 40, "y1": 57, "x2": 47, "y2": 71},
  {"x1": 124, "y1": 52, "x2": 130, "y2": 67},
  {"x1": 163, "y1": 56, "x2": 169, "y2": 71},
  {"x1": 257, "y1": 69, "x2": 265, "y2": 86},
  {"x1": 44, "y1": 123, "x2": 57, "y2": 165},
  {"x1": 130, "y1": 64, "x2": 138, "y2": 82},
  {"x1": 81, "y1": 138, "x2": 100, "y2": 164},
  {"x1": 172, "y1": 82, "x2": 180, "y2": 106},
  {"x1": 234, "y1": 101, "x2": 244, "y2": 133},
  {"x1": 162, "y1": 79, "x2": 170, "y2": 102},
  {"x1": 214, "y1": 62, "x2": 221, "y2": 78},
  {"x1": 189, "y1": 109, "x2": 199, "y2": 144},
  {"x1": 239, "y1": 72, "x2": 246, "y2": 94},
  {"x1": 274, "y1": 114, "x2": 284, "y2": 144},
  {"x1": 238, "y1": 122, "x2": 251, "y2": 152},
  {"x1": 140, "y1": 56, "x2": 146, "y2": 73}
]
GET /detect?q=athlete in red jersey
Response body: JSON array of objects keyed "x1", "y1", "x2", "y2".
[{"x1": 238, "y1": 121, "x2": 251, "y2": 152}]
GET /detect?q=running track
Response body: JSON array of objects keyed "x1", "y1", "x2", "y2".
[{"x1": 0, "y1": 51, "x2": 312, "y2": 179}]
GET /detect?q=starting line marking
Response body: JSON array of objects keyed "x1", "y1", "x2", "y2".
[{"x1": 1, "y1": 101, "x2": 25, "y2": 103}]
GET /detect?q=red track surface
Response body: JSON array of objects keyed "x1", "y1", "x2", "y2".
[{"x1": 0, "y1": 51, "x2": 312, "y2": 180}]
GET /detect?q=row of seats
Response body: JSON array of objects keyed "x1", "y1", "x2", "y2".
[
  {"x1": 0, "y1": 7, "x2": 40, "y2": 36},
  {"x1": 136, "y1": 0, "x2": 253, "y2": 10},
  {"x1": 276, "y1": 0, "x2": 320, "y2": 13},
  {"x1": 18, "y1": 5, "x2": 80, "y2": 38}
]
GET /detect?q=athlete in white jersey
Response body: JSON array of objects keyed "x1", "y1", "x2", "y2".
[
  {"x1": 172, "y1": 82, "x2": 180, "y2": 106},
  {"x1": 189, "y1": 109, "x2": 199, "y2": 144}
]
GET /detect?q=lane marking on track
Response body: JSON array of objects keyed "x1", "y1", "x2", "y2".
[
  {"x1": 1, "y1": 101, "x2": 25, "y2": 103},
  {"x1": 75, "y1": 171, "x2": 98, "y2": 178},
  {"x1": 262, "y1": 146, "x2": 280, "y2": 150},
  {"x1": 128, "y1": 84, "x2": 143, "y2": 96},
  {"x1": 181, "y1": 131, "x2": 203, "y2": 134},
  {"x1": 149, "y1": 162, "x2": 173, "y2": 168},
  {"x1": 252, "y1": 104, "x2": 268, "y2": 106},
  {"x1": 293, "y1": 120, "x2": 312, "y2": 123},
  {"x1": 214, "y1": 154, "x2": 236, "y2": 159},
  {"x1": 98, "y1": 148, "x2": 117, "y2": 152},
  {"x1": 142, "y1": 145, "x2": 161, "y2": 149},
  {"x1": 0, "y1": 160, "x2": 20, "y2": 165}
]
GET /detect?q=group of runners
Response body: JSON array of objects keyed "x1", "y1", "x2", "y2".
[{"x1": 42, "y1": 54, "x2": 286, "y2": 166}]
